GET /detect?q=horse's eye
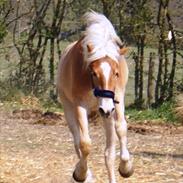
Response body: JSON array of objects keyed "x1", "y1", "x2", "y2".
[
  {"x1": 115, "y1": 72, "x2": 119, "y2": 78},
  {"x1": 91, "y1": 71, "x2": 97, "y2": 77}
]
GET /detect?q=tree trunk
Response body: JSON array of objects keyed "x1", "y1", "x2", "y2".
[
  {"x1": 139, "y1": 35, "x2": 145, "y2": 105},
  {"x1": 133, "y1": 52, "x2": 139, "y2": 102},
  {"x1": 50, "y1": 38, "x2": 55, "y2": 84},
  {"x1": 155, "y1": 0, "x2": 165, "y2": 106},
  {"x1": 147, "y1": 52, "x2": 155, "y2": 108},
  {"x1": 166, "y1": 6, "x2": 177, "y2": 99}
]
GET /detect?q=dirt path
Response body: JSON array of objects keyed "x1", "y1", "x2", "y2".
[{"x1": 0, "y1": 110, "x2": 183, "y2": 183}]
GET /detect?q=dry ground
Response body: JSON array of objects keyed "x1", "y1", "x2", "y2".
[{"x1": 0, "y1": 109, "x2": 183, "y2": 183}]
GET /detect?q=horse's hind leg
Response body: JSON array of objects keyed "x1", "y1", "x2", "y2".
[{"x1": 115, "y1": 94, "x2": 134, "y2": 178}]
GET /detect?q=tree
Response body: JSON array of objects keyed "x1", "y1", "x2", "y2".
[
  {"x1": 100, "y1": 0, "x2": 115, "y2": 18},
  {"x1": 0, "y1": 0, "x2": 12, "y2": 42},
  {"x1": 119, "y1": 0, "x2": 153, "y2": 108},
  {"x1": 12, "y1": 0, "x2": 67, "y2": 95},
  {"x1": 155, "y1": 0, "x2": 177, "y2": 106}
]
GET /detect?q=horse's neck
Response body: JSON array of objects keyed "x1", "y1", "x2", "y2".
[
  {"x1": 72, "y1": 40, "x2": 87, "y2": 73},
  {"x1": 69, "y1": 40, "x2": 92, "y2": 100}
]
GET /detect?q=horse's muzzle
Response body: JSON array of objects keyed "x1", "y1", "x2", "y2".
[{"x1": 99, "y1": 107, "x2": 115, "y2": 118}]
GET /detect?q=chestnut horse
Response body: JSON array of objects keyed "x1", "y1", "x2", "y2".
[{"x1": 57, "y1": 11, "x2": 133, "y2": 183}]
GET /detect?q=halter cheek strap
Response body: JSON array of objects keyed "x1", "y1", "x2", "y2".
[{"x1": 93, "y1": 87, "x2": 119, "y2": 104}]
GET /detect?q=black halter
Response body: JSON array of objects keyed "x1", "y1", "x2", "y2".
[
  {"x1": 93, "y1": 87, "x2": 119, "y2": 104},
  {"x1": 90, "y1": 74, "x2": 119, "y2": 104}
]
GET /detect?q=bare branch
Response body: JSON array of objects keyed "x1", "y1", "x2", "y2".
[{"x1": 6, "y1": 9, "x2": 33, "y2": 26}]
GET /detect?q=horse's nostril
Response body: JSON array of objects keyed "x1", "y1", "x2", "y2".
[
  {"x1": 99, "y1": 107, "x2": 112, "y2": 118},
  {"x1": 111, "y1": 108, "x2": 115, "y2": 113},
  {"x1": 99, "y1": 107, "x2": 105, "y2": 116}
]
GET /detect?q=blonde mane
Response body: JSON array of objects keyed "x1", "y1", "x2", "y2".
[{"x1": 82, "y1": 11, "x2": 122, "y2": 66}]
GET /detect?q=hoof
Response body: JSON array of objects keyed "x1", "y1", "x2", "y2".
[
  {"x1": 119, "y1": 160, "x2": 134, "y2": 178},
  {"x1": 119, "y1": 167, "x2": 134, "y2": 178},
  {"x1": 73, "y1": 171, "x2": 86, "y2": 182}
]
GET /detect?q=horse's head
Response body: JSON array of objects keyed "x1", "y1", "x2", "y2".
[
  {"x1": 83, "y1": 21, "x2": 128, "y2": 118},
  {"x1": 89, "y1": 55, "x2": 120, "y2": 118}
]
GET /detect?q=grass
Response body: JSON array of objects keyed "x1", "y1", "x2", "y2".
[
  {"x1": 0, "y1": 90, "x2": 179, "y2": 124},
  {"x1": 126, "y1": 101, "x2": 178, "y2": 124}
]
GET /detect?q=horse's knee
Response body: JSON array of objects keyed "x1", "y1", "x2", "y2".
[
  {"x1": 105, "y1": 148, "x2": 115, "y2": 168},
  {"x1": 115, "y1": 123, "x2": 127, "y2": 137},
  {"x1": 115, "y1": 116, "x2": 127, "y2": 132},
  {"x1": 80, "y1": 138, "x2": 91, "y2": 157}
]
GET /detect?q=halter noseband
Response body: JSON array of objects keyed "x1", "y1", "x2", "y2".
[
  {"x1": 90, "y1": 74, "x2": 119, "y2": 104},
  {"x1": 93, "y1": 87, "x2": 119, "y2": 104}
]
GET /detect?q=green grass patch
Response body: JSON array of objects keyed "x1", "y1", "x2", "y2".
[{"x1": 126, "y1": 101, "x2": 178, "y2": 123}]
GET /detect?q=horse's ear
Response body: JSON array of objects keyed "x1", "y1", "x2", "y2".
[
  {"x1": 87, "y1": 44, "x2": 94, "y2": 53},
  {"x1": 119, "y1": 47, "x2": 128, "y2": 55}
]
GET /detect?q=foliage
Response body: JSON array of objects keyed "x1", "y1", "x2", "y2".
[
  {"x1": 117, "y1": 0, "x2": 155, "y2": 108},
  {"x1": 126, "y1": 101, "x2": 178, "y2": 123},
  {"x1": 0, "y1": 80, "x2": 24, "y2": 102},
  {"x1": 118, "y1": 0, "x2": 154, "y2": 43},
  {"x1": 0, "y1": 20, "x2": 7, "y2": 42},
  {"x1": 0, "y1": 0, "x2": 8, "y2": 42},
  {"x1": 0, "y1": 0, "x2": 182, "y2": 119},
  {"x1": 9, "y1": 59, "x2": 47, "y2": 95},
  {"x1": 154, "y1": 0, "x2": 178, "y2": 106},
  {"x1": 10, "y1": 0, "x2": 67, "y2": 95}
]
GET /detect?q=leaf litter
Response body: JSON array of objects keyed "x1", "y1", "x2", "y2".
[{"x1": 0, "y1": 110, "x2": 183, "y2": 183}]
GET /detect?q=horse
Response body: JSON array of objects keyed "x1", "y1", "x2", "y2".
[{"x1": 57, "y1": 11, "x2": 133, "y2": 183}]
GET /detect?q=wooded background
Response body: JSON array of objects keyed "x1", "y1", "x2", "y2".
[{"x1": 0, "y1": 0, "x2": 182, "y2": 109}]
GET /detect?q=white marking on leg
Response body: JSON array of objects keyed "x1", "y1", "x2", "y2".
[
  {"x1": 100, "y1": 62, "x2": 111, "y2": 88},
  {"x1": 115, "y1": 91, "x2": 133, "y2": 177},
  {"x1": 85, "y1": 169, "x2": 95, "y2": 183},
  {"x1": 121, "y1": 149, "x2": 130, "y2": 162},
  {"x1": 120, "y1": 116, "x2": 130, "y2": 161},
  {"x1": 104, "y1": 118, "x2": 116, "y2": 183}
]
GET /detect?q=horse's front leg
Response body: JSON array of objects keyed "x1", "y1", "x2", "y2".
[
  {"x1": 115, "y1": 93, "x2": 134, "y2": 178},
  {"x1": 103, "y1": 117, "x2": 116, "y2": 183},
  {"x1": 73, "y1": 105, "x2": 92, "y2": 182}
]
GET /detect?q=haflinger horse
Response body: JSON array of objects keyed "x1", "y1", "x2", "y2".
[{"x1": 57, "y1": 11, "x2": 133, "y2": 183}]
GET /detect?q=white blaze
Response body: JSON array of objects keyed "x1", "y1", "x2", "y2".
[
  {"x1": 100, "y1": 62, "x2": 111, "y2": 88},
  {"x1": 99, "y1": 62, "x2": 114, "y2": 114}
]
